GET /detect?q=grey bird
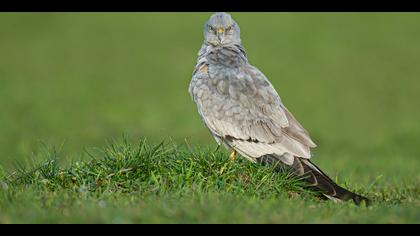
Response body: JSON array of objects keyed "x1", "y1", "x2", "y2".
[{"x1": 189, "y1": 12, "x2": 370, "y2": 205}]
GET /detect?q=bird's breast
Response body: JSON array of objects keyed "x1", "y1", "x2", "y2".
[{"x1": 206, "y1": 65, "x2": 257, "y2": 100}]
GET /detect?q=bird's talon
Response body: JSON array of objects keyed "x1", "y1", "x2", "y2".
[{"x1": 230, "y1": 150, "x2": 237, "y2": 161}]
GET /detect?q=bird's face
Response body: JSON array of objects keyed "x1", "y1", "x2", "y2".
[{"x1": 204, "y1": 12, "x2": 241, "y2": 46}]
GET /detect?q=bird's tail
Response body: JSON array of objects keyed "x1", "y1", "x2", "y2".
[{"x1": 257, "y1": 155, "x2": 371, "y2": 206}]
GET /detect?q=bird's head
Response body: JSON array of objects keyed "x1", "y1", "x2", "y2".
[{"x1": 204, "y1": 12, "x2": 241, "y2": 46}]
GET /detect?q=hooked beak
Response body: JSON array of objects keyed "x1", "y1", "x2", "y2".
[{"x1": 217, "y1": 27, "x2": 224, "y2": 42}]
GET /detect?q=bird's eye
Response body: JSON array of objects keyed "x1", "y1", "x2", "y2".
[
  {"x1": 208, "y1": 26, "x2": 214, "y2": 32},
  {"x1": 226, "y1": 26, "x2": 232, "y2": 31}
]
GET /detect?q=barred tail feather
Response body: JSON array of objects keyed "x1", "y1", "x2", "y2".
[{"x1": 257, "y1": 155, "x2": 371, "y2": 206}]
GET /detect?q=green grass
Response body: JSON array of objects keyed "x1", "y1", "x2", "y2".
[
  {"x1": 0, "y1": 13, "x2": 419, "y2": 223},
  {"x1": 0, "y1": 138, "x2": 418, "y2": 223}
]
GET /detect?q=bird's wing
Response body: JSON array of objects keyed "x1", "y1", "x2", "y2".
[{"x1": 190, "y1": 63, "x2": 316, "y2": 164}]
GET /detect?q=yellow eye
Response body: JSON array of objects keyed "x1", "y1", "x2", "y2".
[
  {"x1": 208, "y1": 26, "x2": 214, "y2": 32},
  {"x1": 226, "y1": 26, "x2": 232, "y2": 31}
]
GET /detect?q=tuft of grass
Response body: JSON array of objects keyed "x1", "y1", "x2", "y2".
[
  {"x1": 0, "y1": 138, "x2": 418, "y2": 223},
  {"x1": 2, "y1": 138, "x2": 312, "y2": 200}
]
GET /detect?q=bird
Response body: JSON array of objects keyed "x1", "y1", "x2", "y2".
[{"x1": 188, "y1": 12, "x2": 370, "y2": 205}]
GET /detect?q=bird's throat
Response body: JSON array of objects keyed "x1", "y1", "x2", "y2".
[{"x1": 205, "y1": 44, "x2": 247, "y2": 68}]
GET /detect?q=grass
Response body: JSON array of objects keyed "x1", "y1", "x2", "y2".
[
  {"x1": 0, "y1": 138, "x2": 418, "y2": 223},
  {"x1": 0, "y1": 13, "x2": 419, "y2": 223}
]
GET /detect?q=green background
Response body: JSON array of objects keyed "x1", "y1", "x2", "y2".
[{"x1": 0, "y1": 13, "x2": 419, "y2": 223}]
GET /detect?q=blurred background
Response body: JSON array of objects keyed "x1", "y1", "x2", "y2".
[{"x1": 0, "y1": 13, "x2": 419, "y2": 185}]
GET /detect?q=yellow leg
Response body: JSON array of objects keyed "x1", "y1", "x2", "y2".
[{"x1": 230, "y1": 149, "x2": 237, "y2": 161}]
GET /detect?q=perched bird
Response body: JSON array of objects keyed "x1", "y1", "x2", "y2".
[{"x1": 189, "y1": 12, "x2": 370, "y2": 205}]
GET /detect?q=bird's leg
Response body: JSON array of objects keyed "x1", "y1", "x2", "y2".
[{"x1": 230, "y1": 149, "x2": 237, "y2": 161}]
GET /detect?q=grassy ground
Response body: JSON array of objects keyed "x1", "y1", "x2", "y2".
[
  {"x1": 0, "y1": 13, "x2": 419, "y2": 223},
  {"x1": 0, "y1": 138, "x2": 418, "y2": 223}
]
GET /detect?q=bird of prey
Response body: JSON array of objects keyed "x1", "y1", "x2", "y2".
[{"x1": 189, "y1": 12, "x2": 370, "y2": 205}]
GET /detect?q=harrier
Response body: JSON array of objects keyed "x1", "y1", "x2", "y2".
[{"x1": 189, "y1": 12, "x2": 369, "y2": 205}]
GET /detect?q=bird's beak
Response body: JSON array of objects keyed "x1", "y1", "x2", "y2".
[{"x1": 217, "y1": 27, "x2": 224, "y2": 42}]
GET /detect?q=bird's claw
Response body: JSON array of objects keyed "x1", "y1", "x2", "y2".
[{"x1": 230, "y1": 150, "x2": 237, "y2": 161}]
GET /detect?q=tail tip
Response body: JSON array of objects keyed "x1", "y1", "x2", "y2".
[{"x1": 353, "y1": 195, "x2": 372, "y2": 206}]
